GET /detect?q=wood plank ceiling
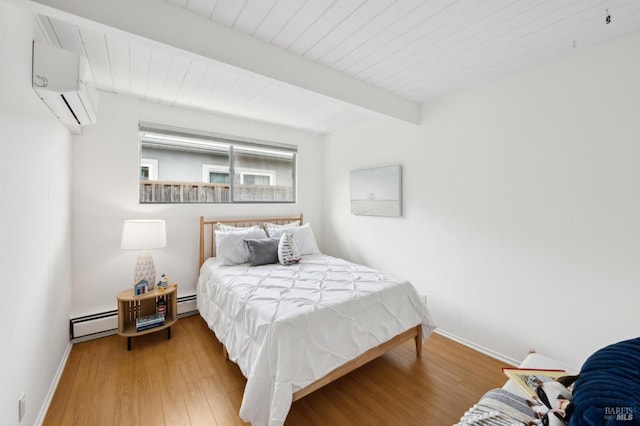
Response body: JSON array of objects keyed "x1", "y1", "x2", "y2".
[{"x1": 33, "y1": 0, "x2": 640, "y2": 134}]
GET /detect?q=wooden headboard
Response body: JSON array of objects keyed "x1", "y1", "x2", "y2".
[{"x1": 199, "y1": 214, "x2": 304, "y2": 268}]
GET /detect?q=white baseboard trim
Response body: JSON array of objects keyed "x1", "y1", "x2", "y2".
[
  {"x1": 36, "y1": 340, "x2": 73, "y2": 426},
  {"x1": 70, "y1": 294, "x2": 198, "y2": 342},
  {"x1": 434, "y1": 329, "x2": 520, "y2": 367}
]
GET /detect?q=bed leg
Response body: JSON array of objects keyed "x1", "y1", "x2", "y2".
[{"x1": 415, "y1": 325, "x2": 422, "y2": 358}]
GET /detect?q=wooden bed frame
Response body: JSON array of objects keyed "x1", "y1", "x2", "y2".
[{"x1": 198, "y1": 214, "x2": 422, "y2": 403}]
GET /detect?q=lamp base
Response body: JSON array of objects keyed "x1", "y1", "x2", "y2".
[{"x1": 134, "y1": 251, "x2": 156, "y2": 289}]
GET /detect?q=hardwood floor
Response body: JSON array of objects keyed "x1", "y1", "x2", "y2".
[{"x1": 44, "y1": 316, "x2": 509, "y2": 425}]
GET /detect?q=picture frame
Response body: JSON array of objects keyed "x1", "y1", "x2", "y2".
[{"x1": 350, "y1": 165, "x2": 402, "y2": 217}]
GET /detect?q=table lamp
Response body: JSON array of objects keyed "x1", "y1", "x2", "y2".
[{"x1": 120, "y1": 219, "x2": 166, "y2": 289}]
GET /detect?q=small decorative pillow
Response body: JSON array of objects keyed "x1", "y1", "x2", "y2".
[
  {"x1": 244, "y1": 238, "x2": 279, "y2": 266},
  {"x1": 278, "y1": 233, "x2": 301, "y2": 265},
  {"x1": 264, "y1": 221, "x2": 300, "y2": 237}
]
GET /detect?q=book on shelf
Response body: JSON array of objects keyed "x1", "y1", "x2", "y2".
[
  {"x1": 135, "y1": 313, "x2": 165, "y2": 331},
  {"x1": 136, "y1": 322, "x2": 164, "y2": 332},
  {"x1": 136, "y1": 321, "x2": 164, "y2": 332},
  {"x1": 502, "y1": 367, "x2": 569, "y2": 399}
]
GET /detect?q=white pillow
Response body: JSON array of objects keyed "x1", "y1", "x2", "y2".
[
  {"x1": 215, "y1": 226, "x2": 267, "y2": 265},
  {"x1": 264, "y1": 221, "x2": 300, "y2": 237},
  {"x1": 278, "y1": 233, "x2": 301, "y2": 265},
  {"x1": 295, "y1": 223, "x2": 320, "y2": 255},
  {"x1": 270, "y1": 223, "x2": 319, "y2": 256}
]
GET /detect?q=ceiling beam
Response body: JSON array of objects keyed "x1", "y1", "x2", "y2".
[{"x1": 14, "y1": 0, "x2": 421, "y2": 124}]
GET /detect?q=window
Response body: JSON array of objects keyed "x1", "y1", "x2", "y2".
[
  {"x1": 140, "y1": 158, "x2": 158, "y2": 180},
  {"x1": 202, "y1": 164, "x2": 230, "y2": 184},
  {"x1": 237, "y1": 168, "x2": 275, "y2": 186},
  {"x1": 138, "y1": 123, "x2": 296, "y2": 204}
]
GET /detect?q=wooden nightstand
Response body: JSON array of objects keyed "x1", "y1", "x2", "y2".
[{"x1": 116, "y1": 284, "x2": 178, "y2": 350}]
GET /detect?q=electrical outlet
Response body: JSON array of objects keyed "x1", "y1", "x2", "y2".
[{"x1": 18, "y1": 393, "x2": 26, "y2": 423}]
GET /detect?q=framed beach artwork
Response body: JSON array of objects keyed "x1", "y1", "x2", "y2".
[{"x1": 350, "y1": 165, "x2": 402, "y2": 217}]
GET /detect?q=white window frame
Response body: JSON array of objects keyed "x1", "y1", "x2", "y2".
[
  {"x1": 237, "y1": 167, "x2": 276, "y2": 186},
  {"x1": 202, "y1": 164, "x2": 230, "y2": 183},
  {"x1": 141, "y1": 158, "x2": 158, "y2": 180}
]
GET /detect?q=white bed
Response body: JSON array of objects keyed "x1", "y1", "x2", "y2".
[{"x1": 196, "y1": 215, "x2": 436, "y2": 426}]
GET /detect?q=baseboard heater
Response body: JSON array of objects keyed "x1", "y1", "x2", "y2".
[{"x1": 70, "y1": 294, "x2": 198, "y2": 343}]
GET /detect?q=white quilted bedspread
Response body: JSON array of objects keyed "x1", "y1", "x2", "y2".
[{"x1": 196, "y1": 254, "x2": 436, "y2": 426}]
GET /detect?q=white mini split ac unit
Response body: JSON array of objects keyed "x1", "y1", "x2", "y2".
[{"x1": 32, "y1": 42, "x2": 99, "y2": 134}]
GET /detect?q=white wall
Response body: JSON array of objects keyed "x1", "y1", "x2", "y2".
[
  {"x1": 324, "y1": 32, "x2": 640, "y2": 368},
  {"x1": 0, "y1": 3, "x2": 72, "y2": 425},
  {"x1": 71, "y1": 92, "x2": 324, "y2": 317}
]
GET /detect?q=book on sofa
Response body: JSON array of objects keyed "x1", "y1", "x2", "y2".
[{"x1": 502, "y1": 367, "x2": 568, "y2": 400}]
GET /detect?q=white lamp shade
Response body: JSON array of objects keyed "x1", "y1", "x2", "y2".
[{"x1": 120, "y1": 219, "x2": 167, "y2": 250}]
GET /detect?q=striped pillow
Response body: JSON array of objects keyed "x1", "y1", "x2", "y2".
[
  {"x1": 264, "y1": 221, "x2": 300, "y2": 237},
  {"x1": 216, "y1": 222, "x2": 262, "y2": 232},
  {"x1": 278, "y1": 233, "x2": 301, "y2": 265}
]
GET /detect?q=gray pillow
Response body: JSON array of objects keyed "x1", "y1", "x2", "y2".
[{"x1": 244, "y1": 238, "x2": 279, "y2": 266}]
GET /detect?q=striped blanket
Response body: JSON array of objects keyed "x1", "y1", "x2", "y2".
[{"x1": 455, "y1": 388, "x2": 536, "y2": 425}]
